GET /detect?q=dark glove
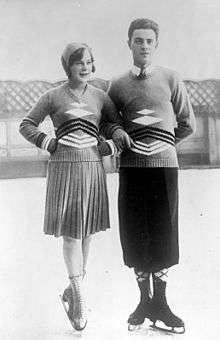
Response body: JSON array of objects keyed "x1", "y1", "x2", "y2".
[
  {"x1": 98, "y1": 140, "x2": 118, "y2": 157},
  {"x1": 47, "y1": 138, "x2": 58, "y2": 154},
  {"x1": 112, "y1": 129, "x2": 132, "y2": 150}
]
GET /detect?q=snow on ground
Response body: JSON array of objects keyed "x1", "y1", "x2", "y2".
[{"x1": 0, "y1": 169, "x2": 220, "y2": 340}]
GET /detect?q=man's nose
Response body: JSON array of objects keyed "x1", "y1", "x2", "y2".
[{"x1": 141, "y1": 40, "x2": 148, "y2": 49}]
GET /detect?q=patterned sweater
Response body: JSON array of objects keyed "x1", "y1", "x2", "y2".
[
  {"x1": 108, "y1": 66, "x2": 196, "y2": 168},
  {"x1": 19, "y1": 82, "x2": 122, "y2": 162}
]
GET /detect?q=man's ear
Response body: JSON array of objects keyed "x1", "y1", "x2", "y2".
[
  {"x1": 127, "y1": 39, "x2": 131, "y2": 49},
  {"x1": 155, "y1": 40, "x2": 159, "y2": 49}
]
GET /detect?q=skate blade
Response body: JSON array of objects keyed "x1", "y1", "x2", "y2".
[
  {"x1": 150, "y1": 323, "x2": 185, "y2": 335},
  {"x1": 74, "y1": 319, "x2": 87, "y2": 332},
  {"x1": 59, "y1": 295, "x2": 78, "y2": 331},
  {"x1": 128, "y1": 323, "x2": 142, "y2": 331}
]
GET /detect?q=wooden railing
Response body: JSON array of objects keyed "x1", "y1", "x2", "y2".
[{"x1": 0, "y1": 78, "x2": 220, "y2": 178}]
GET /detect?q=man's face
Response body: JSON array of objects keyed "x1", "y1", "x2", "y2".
[{"x1": 128, "y1": 28, "x2": 158, "y2": 67}]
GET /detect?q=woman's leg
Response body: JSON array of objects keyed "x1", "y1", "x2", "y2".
[
  {"x1": 82, "y1": 235, "x2": 92, "y2": 276},
  {"x1": 62, "y1": 236, "x2": 87, "y2": 330},
  {"x1": 63, "y1": 235, "x2": 92, "y2": 297},
  {"x1": 63, "y1": 236, "x2": 83, "y2": 277}
]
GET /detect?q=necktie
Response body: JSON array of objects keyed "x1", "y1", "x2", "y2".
[{"x1": 138, "y1": 68, "x2": 147, "y2": 79}]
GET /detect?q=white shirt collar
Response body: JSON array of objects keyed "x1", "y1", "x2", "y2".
[{"x1": 131, "y1": 64, "x2": 155, "y2": 76}]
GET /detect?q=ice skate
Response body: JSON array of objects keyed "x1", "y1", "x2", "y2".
[
  {"x1": 59, "y1": 292, "x2": 76, "y2": 330},
  {"x1": 128, "y1": 298, "x2": 152, "y2": 331},
  {"x1": 69, "y1": 274, "x2": 87, "y2": 331},
  {"x1": 62, "y1": 285, "x2": 74, "y2": 319},
  {"x1": 127, "y1": 270, "x2": 152, "y2": 331},
  {"x1": 149, "y1": 277, "x2": 185, "y2": 334}
]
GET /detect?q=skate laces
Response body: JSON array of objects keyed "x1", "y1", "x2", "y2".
[
  {"x1": 134, "y1": 269, "x2": 150, "y2": 283},
  {"x1": 69, "y1": 275, "x2": 87, "y2": 328},
  {"x1": 153, "y1": 269, "x2": 169, "y2": 282}
]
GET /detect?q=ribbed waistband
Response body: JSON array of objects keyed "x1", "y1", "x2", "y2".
[
  {"x1": 49, "y1": 143, "x2": 101, "y2": 162},
  {"x1": 120, "y1": 148, "x2": 179, "y2": 168}
]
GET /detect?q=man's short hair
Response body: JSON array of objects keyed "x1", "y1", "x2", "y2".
[{"x1": 128, "y1": 18, "x2": 159, "y2": 41}]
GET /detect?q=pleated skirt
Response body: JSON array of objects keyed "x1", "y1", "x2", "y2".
[
  {"x1": 43, "y1": 145, "x2": 110, "y2": 239},
  {"x1": 118, "y1": 167, "x2": 179, "y2": 273}
]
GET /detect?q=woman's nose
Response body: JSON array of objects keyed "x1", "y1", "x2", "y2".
[{"x1": 81, "y1": 64, "x2": 87, "y2": 70}]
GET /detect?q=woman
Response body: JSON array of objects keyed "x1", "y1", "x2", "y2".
[{"x1": 19, "y1": 42, "x2": 131, "y2": 331}]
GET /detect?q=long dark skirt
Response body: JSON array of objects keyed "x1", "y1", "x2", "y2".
[{"x1": 118, "y1": 167, "x2": 179, "y2": 273}]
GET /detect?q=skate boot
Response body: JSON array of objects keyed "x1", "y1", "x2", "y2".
[
  {"x1": 60, "y1": 274, "x2": 87, "y2": 331},
  {"x1": 127, "y1": 270, "x2": 152, "y2": 331},
  {"x1": 61, "y1": 270, "x2": 86, "y2": 321},
  {"x1": 69, "y1": 274, "x2": 87, "y2": 331},
  {"x1": 62, "y1": 285, "x2": 74, "y2": 320},
  {"x1": 149, "y1": 276, "x2": 185, "y2": 334}
]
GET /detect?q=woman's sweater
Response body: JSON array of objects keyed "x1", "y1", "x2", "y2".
[{"x1": 19, "y1": 82, "x2": 122, "y2": 161}]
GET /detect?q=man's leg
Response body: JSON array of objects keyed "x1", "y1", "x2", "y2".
[
  {"x1": 127, "y1": 269, "x2": 152, "y2": 329},
  {"x1": 150, "y1": 268, "x2": 185, "y2": 333}
]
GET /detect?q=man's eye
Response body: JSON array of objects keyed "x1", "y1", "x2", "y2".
[{"x1": 135, "y1": 39, "x2": 143, "y2": 44}]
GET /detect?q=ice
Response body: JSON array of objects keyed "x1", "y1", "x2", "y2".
[{"x1": 0, "y1": 169, "x2": 220, "y2": 340}]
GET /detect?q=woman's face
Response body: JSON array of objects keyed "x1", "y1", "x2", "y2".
[{"x1": 69, "y1": 49, "x2": 93, "y2": 84}]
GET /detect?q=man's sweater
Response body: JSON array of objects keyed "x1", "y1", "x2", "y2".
[{"x1": 108, "y1": 66, "x2": 196, "y2": 168}]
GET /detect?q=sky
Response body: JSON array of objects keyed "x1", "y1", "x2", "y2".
[{"x1": 1, "y1": 0, "x2": 220, "y2": 81}]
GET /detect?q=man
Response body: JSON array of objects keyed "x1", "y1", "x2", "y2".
[{"x1": 108, "y1": 18, "x2": 196, "y2": 334}]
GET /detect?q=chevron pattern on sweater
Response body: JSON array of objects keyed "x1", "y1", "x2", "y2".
[
  {"x1": 58, "y1": 132, "x2": 98, "y2": 148},
  {"x1": 129, "y1": 126, "x2": 175, "y2": 146},
  {"x1": 56, "y1": 119, "x2": 99, "y2": 148},
  {"x1": 56, "y1": 118, "x2": 98, "y2": 139},
  {"x1": 131, "y1": 140, "x2": 172, "y2": 155}
]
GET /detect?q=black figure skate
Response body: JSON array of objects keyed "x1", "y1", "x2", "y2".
[
  {"x1": 127, "y1": 272, "x2": 152, "y2": 331},
  {"x1": 128, "y1": 297, "x2": 152, "y2": 331},
  {"x1": 149, "y1": 278, "x2": 185, "y2": 334}
]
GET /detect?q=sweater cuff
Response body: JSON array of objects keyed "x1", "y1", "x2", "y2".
[
  {"x1": 41, "y1": 135, "x2": 55, "y2": 151},
  {"x1": 36, "y1": 132, "x2": 54, "y2": 151},
  {"x1": 105, "y1": 140, "x2": 118, "y2": 155},
  {"x1": 109, "y1": 125, "x2": 124, "y2": 137}
]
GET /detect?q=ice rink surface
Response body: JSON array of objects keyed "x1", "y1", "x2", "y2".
[{"x1": 0, "y1": 169, "x2": 220, "y2": 340}]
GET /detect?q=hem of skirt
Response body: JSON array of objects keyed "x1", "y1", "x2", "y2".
[
  {"x1": 44, "y1": 226, "x2": 110, "y2": 239},
  {"x1": 49, "y1": 159, "x2": 102, "y2": 163}
]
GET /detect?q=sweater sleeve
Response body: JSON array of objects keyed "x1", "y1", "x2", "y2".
[
  {"x1": 171, "y1": 73, "x2": 196, "y2": 144},
  {"x1": 108, "y1": 79, "x2": 124, "y2": 112},
  {"x1": 99, "y1": 91, "x2": 124, "y2": 139},
  {"x1": 19, "y1": 91, "x2": 57, "y2": 152}
]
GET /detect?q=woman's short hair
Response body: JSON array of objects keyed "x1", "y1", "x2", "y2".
[{"x1": 61, "y1": 46, "x2": 95, "y2": 78}]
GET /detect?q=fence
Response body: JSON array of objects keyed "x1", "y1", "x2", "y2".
[{"x1": 0, "y1": 78, "x2": 220, "y2": 178}]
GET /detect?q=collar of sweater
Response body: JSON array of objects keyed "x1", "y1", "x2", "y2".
[{"x1": 131, "y1": 64, "x2": 156, "y2": 76}]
